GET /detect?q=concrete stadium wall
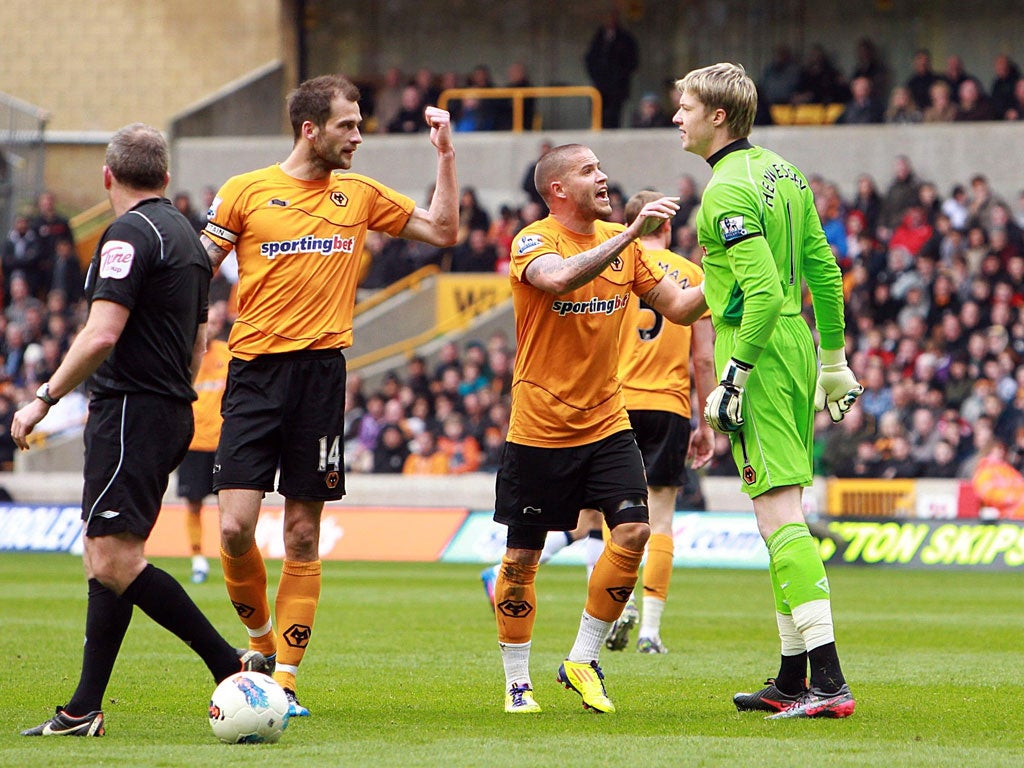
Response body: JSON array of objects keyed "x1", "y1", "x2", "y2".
[{"x1": 174, "y1": 122, "x2": 1024, "y2": 224}]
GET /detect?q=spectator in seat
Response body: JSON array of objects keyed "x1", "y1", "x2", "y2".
[
  {"x1": 373, "y1": 66, "x2": 405, "y2": 134},
  {"x1": 905, "y1": 48, "x2": 942, "y2": 111},
  {"x1": 883, "y1": 85, "x2": 922, "y2": 124},
  {"x1": 923, "y1": 439, "x2": 960, "y2": 477},
  {"x1": 954, "y1": 79, "x2": 994, "y2": 121},
  {"x1": 972, "y1": 439, "x2": 1024, "y2": 518},
  {"x1": 792, "y1": 43, "x2": 849, "y2": 104},
  {"x1": 835, "y1": 76, "x2": 884, "y2": 124},
  {"x1": 921, "y1": 80, "x2": 957, "y2": 123},
  {"x1": 449, "y1": 227, "x2": 498, "y2": 272},
  {"x1": 1001, "y1": 77, "x2": 1024, "y2": 120},
  {"x1": 373, "y1": 424, "x2": 411, "y2": 473},
  {"x1": 436, "y1": 412, "x2": 481, "y2": 473},
  {"x1": 630, "y1": 93, "x2": 673, "y2": 128},
  {"x1": 879, "y1": 155, "x2": 923, "y2": 235},
  {"x1": 403, "y1": 430, "x2": 449, "y2": 474},
  {"x1": 942, "y1": 55, "x2": 976, "y2": 104},
  {"x1": 990, "y1": 54, "x2": 1022, "y2": 119},
  {"x1": 759, "y1": 44, "x2": 801, "y2": 106},
  {"x1": 386, "y1": 85, "x2": 427, "y2": 134}
]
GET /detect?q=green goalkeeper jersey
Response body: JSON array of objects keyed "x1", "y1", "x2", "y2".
[{"x1": 694, "y1": 138, "x2": 846, "y2": 366}]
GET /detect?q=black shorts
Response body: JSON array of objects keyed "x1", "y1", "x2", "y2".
[
  {"x1": 213, "y1": 349, "x2": 347, "y2": 501},
  {"x1": 628, "y1": 409, "x2": 692, "y2": 488},
  {"x1": 177, "y1": 450, "x2": 216, "y2": 501},
  {"x1": 83, "y1": 393, "x2": 193, "y2": 539},
  {"x1": 494, "y1": 429, "x2": 648, "y2": 531}
]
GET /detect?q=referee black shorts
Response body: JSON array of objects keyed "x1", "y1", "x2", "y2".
[
  {"x1": 494, "y1": 429, "x2": 648, "y2": 532},
  {"x1": 176, "y1": 450, "x2": 216, "y2": 502},
  {"x1": 628, "y1": 409, "x2": 692, "y2": 488},
  {"x1": 83, "y1": 393, "x2": 193, "y2": 539},
  {"x1": 213, "y1": 349, "x2": 347, "y2": 501}
]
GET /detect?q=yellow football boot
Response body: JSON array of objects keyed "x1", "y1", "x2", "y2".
[{"x1": 556, "y1": 660, "x2": 615, "y2": 713}]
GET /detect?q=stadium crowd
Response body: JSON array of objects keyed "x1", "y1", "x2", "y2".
[
  {"x1": 3, "y1": 41, "x2": 1023, "y2": 494},
  {"x1": 355, "y1": 40, "x2": 1024, "y2": 132},
  {"x1": 6, "y1": 152, "x2": 1024, "y2": 491}
]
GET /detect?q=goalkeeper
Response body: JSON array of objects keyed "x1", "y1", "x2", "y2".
[{"x1": 673, "y1": 62, "x2": 863, "y2": 720}]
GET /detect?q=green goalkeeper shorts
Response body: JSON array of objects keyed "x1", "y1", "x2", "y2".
[{"x1": 713, "y1": 315, "x2": 816, "y2": 498}]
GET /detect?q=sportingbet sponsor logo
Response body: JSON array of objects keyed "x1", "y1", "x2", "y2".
[
  {"x1": 260, "y1": 234, "x2": 356, "y2": 260},
  {"x1": 551, "y1": 292, "x2": 630, "y2": 317}
]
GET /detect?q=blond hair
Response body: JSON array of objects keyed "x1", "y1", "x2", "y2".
[
  {"x1": 675, "y1": 63, "x2": 757, "y2": 140},
  {"x1": 624, "y1": 189, "x2": 663, "y2": 226}
]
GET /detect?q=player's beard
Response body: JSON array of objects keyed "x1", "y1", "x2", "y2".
[{"x1": 311, "y1": 133, "x2": 353, "y2": 173}]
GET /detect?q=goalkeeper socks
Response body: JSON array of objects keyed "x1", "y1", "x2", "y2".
[
  {"x1": 807, "y1": 641, "x2": 846, "y2": 693},
  {"x1": 774, "y1": 610, "x2": 808, "y2": 693},
  {"x1": 585, "y1": 539, "x2": 643, "y2": 622},
  {"x1": 273, "y1": 559, "x2": 321, "y2": 686},
  {"x1": 66, "y1": 579, "x2": 134, "y2": 714},
  {"x1": 221, "y1": 543, "x2": 275, "y2": 656},
  {"x1": 768, "y1": 523, "x2": 847, "y2": 692},
  {"x1": 767, "y1": 523, "x2": 831, "y2": 609},
  {"x1": 776, "y1": 652, "x2": 810, "y2": 695},
  {"x1": 121, "y1": 564, "x2": 238, "y2": 681},
  {"x1": 494, "y1": 557, "x2": 538, "y2": 645}
]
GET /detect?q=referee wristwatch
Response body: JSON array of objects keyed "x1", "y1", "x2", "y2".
[{"x1": 35, "y1": 382, "x2": 60, "y2": 406}]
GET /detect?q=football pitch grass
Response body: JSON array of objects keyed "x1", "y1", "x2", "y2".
[{"x1": 2, "y1": 552, "x2": 1022, "y2": 767}]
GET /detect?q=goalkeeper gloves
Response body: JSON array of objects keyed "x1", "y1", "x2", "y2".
[
  {"x1": 704, "y1": 358, "x2": 752, "y2": 433},
  {"x1": 815, "y1": 347, "x2": 864, "y2": 422}
]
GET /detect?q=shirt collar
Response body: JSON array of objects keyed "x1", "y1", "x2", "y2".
[{"x1": 707, "y1": 138, "x2": 753, "y2": 168}]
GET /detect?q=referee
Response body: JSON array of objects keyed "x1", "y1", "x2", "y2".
[{"x1": 15, "y1": 123, "x2": 267, "y2": 738}]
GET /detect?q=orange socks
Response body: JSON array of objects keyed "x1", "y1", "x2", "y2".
[
  {"x1": 586, "y1": 539, "x2": 644, "y2": 621},
  {"x1": 273, "y1": 559, "x2": 321, "y2": 690},
  {"x1": 494, "y1": 557, "x2": 539, "y2": 645},
  {"x1": 642, "y1": 533, "x2": 674, "y2": 601},
  {"x1": 220, "y1": 544, "x2": 275, "y2": 656},
  {"x1": 186, "y1": 511, "x2": 203, "y2": 554}
]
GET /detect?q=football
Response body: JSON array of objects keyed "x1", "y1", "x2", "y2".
[{"x1": 208, "y1": 671, "x2": 290, "y2": 744}]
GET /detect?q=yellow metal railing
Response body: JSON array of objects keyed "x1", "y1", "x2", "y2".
[
  {"x1": 348, "y1": 287, "x2": 506, "y2": 372},
  {"x1": 354, "y1": 263, "x2": 441, "y2": 317},
  {"x1": 438, "y1": 86, "x2": 603, "y2": 131},
  {"x1": 826, "y1": 478, "x2": 917, "y2": 517}
]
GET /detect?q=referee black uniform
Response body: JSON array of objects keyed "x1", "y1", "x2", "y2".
[{"x1": 82, "y1": 197, "x2": 211, "y2": 538}]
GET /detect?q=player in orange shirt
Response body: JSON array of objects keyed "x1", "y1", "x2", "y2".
[
  {"x1": 492, "y1": 143, "x2": 706, "y2": 714},
  {"x1": 201, "y1": 74, "x2": 458, "y2": 716},
  {"x1": 175, "y1": 307, "x2": 231, "y2": 583},
  {"x1": 603, "y1": 190, "x2": 716, "y2": 654}
]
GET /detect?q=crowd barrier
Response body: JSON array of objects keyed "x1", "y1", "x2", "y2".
[{"x1": 4, "y1": 501, "x2": 1022, "y2": 571}]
